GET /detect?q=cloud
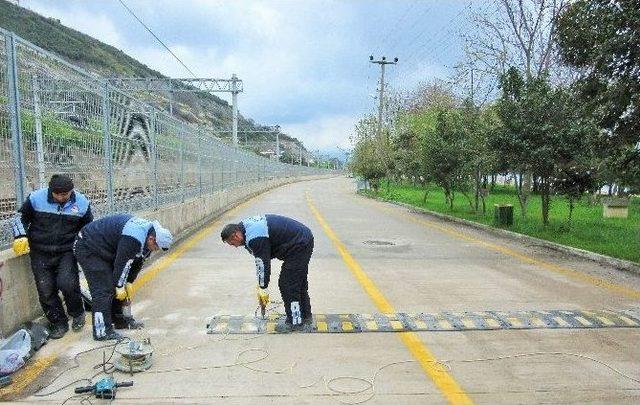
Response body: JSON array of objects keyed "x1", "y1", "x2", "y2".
[
  {"x1": 20, "y1": 0, "x2": 472, "y2": 150},
  {"x1": 284, "y1": 114, "x2": 356, "y2": 150}
]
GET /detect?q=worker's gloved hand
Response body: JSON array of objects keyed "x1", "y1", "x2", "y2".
[
  {"x1": 124, "y1": 283, "x2": 135, "y2": 300},
  {"x1": 256, "y1": 287, "x2": 269, "y2": 307},
  {"x1": 115, "y1": 283, "x2": 135, "y2": 301},
  {"x1": 12, "y1": 237, "x2": 30, "y2": 256},
  {"x1": 115, "y1": 286, "x2": 127, "y2": 301}
]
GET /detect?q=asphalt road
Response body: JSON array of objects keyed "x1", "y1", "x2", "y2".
[{"x1": 15, "y1": 176, "x2": 640, "y2": 404}]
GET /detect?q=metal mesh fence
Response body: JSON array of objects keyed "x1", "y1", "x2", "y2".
[{"x1": 0, "y1": 29, "x2": 324, "y2": 249}]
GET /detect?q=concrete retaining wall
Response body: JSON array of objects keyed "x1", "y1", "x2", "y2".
[{"x1": 0, "y1": 175, "x2": 329, "y2": 335}]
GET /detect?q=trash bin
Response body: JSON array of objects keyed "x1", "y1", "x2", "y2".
[{"x1": 494, "y1": 204, "x2": 513, "y2": 226}]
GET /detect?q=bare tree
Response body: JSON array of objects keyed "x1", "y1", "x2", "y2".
[{"x1": 455, "y1": 0, "x2": 571, "y2": 102}]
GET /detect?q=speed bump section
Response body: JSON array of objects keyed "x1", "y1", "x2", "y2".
[{"x1": 206, "y1": 309, "x2": 640, "y2": 334}]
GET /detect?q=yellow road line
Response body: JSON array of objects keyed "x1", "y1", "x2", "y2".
[
  {"x1": 306, "y1": 193, "x2": 472, "y2": 405},
  {"x1": 361, "y1": 197, "x2": 640, "y2": 300},
  {"x1": 0, "y1": 356, "x2": 55, "y2": 398}
]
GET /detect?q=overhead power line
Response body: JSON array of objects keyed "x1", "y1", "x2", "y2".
[{"x1": 116, "y1": 0, "x2": 198, "y2": 78}]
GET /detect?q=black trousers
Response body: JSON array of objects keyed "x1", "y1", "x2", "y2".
[
  {"x1": 279, "y1": 238, "x2": 314, "y2": 324},
  {"x1": 73, "y1": 239, "x2": 115, "y2": 339},
  {"x1": 29, "y1": 249, "x2": 84, "y2": 325}
]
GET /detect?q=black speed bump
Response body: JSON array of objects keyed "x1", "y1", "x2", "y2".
[{"x1": 206, "y1": 309, "x2": 640, "y2": 334}]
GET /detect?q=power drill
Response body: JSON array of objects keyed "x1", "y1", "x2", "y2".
[{"x1": 74, "y1": 377, "x2": 133, "y2": 399}]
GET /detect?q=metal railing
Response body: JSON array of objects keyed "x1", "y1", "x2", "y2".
[{"x1": 0, "y1": 29, "x2": 324, "y2": 249}]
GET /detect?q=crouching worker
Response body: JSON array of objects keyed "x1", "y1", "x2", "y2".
[
  {"x1": 73, "y1": 214, "x2": 173, "y2": 340},
  {"x1": 221, "y1": 215, "x2": 314, "y2": 332},
  {"x1": 12, "y1": 174, "x2": 93, "y2": 339}
]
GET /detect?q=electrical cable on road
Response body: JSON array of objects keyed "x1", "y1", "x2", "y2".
[
  {"x1": 30, "y1": 331, "x2": 640, "y2": 405},
  {"x1": 28, "y1": 297, "x2": 640, "y2": 403}
]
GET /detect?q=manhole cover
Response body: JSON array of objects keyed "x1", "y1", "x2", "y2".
[{"x1": 363, "y1": 240, "x2": 395, "y2": 246}]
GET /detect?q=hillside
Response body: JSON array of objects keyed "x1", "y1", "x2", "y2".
[{"x1": 0, "y1": 0, "x2": 305, "y2": 155}]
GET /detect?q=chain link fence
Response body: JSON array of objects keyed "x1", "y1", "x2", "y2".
[{"x1": 0, "y1": 29, "x2": 324, "y2": 249}]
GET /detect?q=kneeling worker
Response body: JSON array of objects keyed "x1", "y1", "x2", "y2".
[
  {"x1": 74, "y1": 214, "x2": 173, "y2": 340},
  {"x1": 221, "y1": 214, "x2": 314, "y2": 332}
]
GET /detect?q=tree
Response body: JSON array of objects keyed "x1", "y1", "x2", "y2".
[
  {"x1": 457, "y1": 0, "x2": 570, "y2": 103},
  {"x1": 552, "y1": 163, "x2": 597, "y2": 227},
  {"x1": 349, "y1": 116, "x2": 386, "y2": 191},
  {"x1": 556, "y1": 0, "x2": 640, "y2": 192},
  {"x1": 494, "y1": 67, "x2": 536, "y2": 218},
  {"x1": 497, "y1": 67, "x2": 599, "y2": 225},
  {"x1": 421, "y1": 107, "x2": 473, "y2": 210},
  {"x1": 391, "y1": 83, "x2": 458, "y2": 200},
  {"x1": 463, "y1": 102, "x2": 502, "y2": 214}
]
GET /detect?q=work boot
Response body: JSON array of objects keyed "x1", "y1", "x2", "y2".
[
  {"x1": 113, "y1": 317, "x2": 144, "y2": 330},
  {"x1": 49, "y1": 322, "x2": 69, "y2": 339},
  {"x1": 94, "y1": 328, "x2": 123, "y2": 341},
  {"x1": 302, "y1": 316, "x2": 316, "y2": 332},
  {"x1": 275, "y1": 320, "x2": 305, "y2": 333},
  {"x1": 71, "y1": 314, "x2": 86, "y2": 332},
  {"x1": 275, "y1": 321, "x2": 294, "y2": 333}
]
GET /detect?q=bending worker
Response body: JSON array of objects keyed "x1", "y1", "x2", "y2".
[
  {"x1": 73, "y1": 214, "x2": 173, "y2": 340},
  {"x1": 221, "y1": 214, "x2": 314, "y2": 332},
  {"x1": 12, "y1": 174, "x2": 93, "y2": 339}
]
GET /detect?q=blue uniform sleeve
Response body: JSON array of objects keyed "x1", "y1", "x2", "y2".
[
  {"x1": 81, "y1": 204, "x2": 94, "y2": 227},
  {"x1": 12, "y1": 196, "x2": 34, "y2": 238},
  {"x1": 126, "y1": 252, "x2": 149, "y2": 283},
  {"x1": 113, "y1": 235, "x2": 143, "y2": 288},
  {"x1": 248, "y1": 237, "x2": 271, "y2": 288}
]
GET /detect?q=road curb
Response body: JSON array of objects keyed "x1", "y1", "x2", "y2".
[{"x1": 361, "y1": 193, "x2": 640, "y2": 276}]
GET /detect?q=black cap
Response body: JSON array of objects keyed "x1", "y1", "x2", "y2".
[{"x1": 49, "y1": 175, "x2": 74, "y2": 193}]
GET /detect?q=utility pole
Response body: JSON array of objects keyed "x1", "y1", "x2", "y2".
[
  {"x1": 274, "y1": 125, "x2": 280, "y2": 161},
  {"x1": 231, "y1": 73, "x2": 240, "y2": 146},
  {"x1": 369, "y1": 55, "x2": 398, "y2": 139}
]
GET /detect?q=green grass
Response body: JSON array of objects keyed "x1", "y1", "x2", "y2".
[{"x1": 363, "y1": 182, "x2": 640, "y2": 264}]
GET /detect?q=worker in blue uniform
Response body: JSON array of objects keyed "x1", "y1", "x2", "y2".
[
  {"x1": 221, "y1": 214, "x2": 315, "y2": 332},
  {"x1": 73, "y1": 214, "x2": 173, "y2": 340},
  {"x1": 12, "y1": 174, "x2": 93, "y2": 339}
]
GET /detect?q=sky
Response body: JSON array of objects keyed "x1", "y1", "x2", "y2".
[{"x1": 17, "y1": 0, "x2": 482, "y2": 154}]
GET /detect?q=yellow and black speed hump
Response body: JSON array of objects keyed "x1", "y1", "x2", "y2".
[{"x1": 206, "y1": 309, "x2": 640, "y2": 334}]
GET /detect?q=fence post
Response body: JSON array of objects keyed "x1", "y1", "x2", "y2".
[
  {"x1": 197, "y1": 131, "x2": 202, "y2": 198},
  {"x1": 149, "y1": 107, "x2": 158, "y2": 210},
  {"x1": 220, "y1": 154, "x2": 225, "y2": 191},
  {"x1": 179, "y1": 124, "x2": 185, "y2": 203},
  {"x1": 32, "y1": 75, "x2": 46, "y2": 188},
  {"x1": 102, "y1": 81, "x2": 114, "y2": 213},
  {"x1": 6, "y1": 32, "x2": 26, "y2": 204}
]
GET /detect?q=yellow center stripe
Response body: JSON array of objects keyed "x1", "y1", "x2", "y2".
[{"x1": 306, "y1": 193, "x2": 472, "y2": 405}]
